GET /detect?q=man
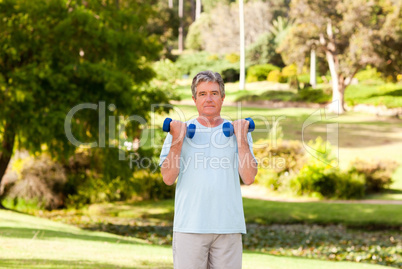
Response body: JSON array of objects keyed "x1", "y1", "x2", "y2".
[{"x1": 159, "y1": 71, "x2": 258, "y2": 269}]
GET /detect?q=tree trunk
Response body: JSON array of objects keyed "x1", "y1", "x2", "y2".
[
  {"x1": 168, "y1": 0, "x2": 173, "y2": 8},
  {"x1": 337, "y1": 81, "x2": 346, "y2": 112},
  {"x1": 195, "y1": 0, "x2": 202, "y2": 20},
  {"x1": 178, "y1": 0, "x2": 184, "y2": 52},
  {"x1": 0, "y1": 122, "x2": 16, "y2": 208},
  {"x1": 239, "y1": 0, "x2": 245, "y2": 90},
  {"x1": 320, "y1": 20, "x2": 345, "y2": 114},
  {"x1": 191, "y1": 0, "x2": 195, "y2": 21},
  {"x1": 325, "y1": 50, "x2": 345, "y2": 114},
  {"x1": 310, "y1": 48, "x2": 316, "y2": 89}
]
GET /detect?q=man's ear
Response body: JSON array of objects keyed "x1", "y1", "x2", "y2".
[
  {"x1": 192, "y1": 95, "x2": 196, "y2": 103},
  {"x1": 222, "y1": 95, "x2": 225, "y2": 102}
]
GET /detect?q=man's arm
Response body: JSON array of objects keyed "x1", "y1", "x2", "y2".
[
  {"x1": 233, "y1": 120, "x2": 258, "y2": 185},
  {"x1": 160, "y1": 121, "x2": 186, "y2": 185}
]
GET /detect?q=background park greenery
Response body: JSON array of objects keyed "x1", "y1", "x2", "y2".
[{"x1": 0, "y1": 0, "x2": 401, "y2": 268}]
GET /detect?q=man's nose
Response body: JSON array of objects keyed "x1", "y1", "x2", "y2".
[{"x1": 206, "y1": 94, "x2": 213, "y2": 101}]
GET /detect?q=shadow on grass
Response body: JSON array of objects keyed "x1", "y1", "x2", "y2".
[
  {"x1": 0, "y1": 227, "x2": 141, "y2": 245},
  {"x1": 242, "y1": 198, "x2": 402, "y2": 229},
  {"x1": 83, "y1": 223, "x2": 173, "y2": 245},
  {"x1": 369, "y1": 89, "x2": 402, "y2": 98},
  {"x1": 281, "y1": 120, "x2": 402, "y2": 148},
  {"x1": 247, "y1": 109, "x2": 402, "y2": 148},
  {"x1": 0, "y1": 259, "x2": 172, "y2": 269}
]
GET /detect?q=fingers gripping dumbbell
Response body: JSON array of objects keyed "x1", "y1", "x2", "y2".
[
  {"x1": 163, "y1": 118, "x2": 196, "y2": 139},
  {"x1": 222, "y1": 118, "x2": 255, "y2": 137}
]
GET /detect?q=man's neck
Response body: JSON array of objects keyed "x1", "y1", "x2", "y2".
[{"x1": 197, "y1": 116, "x2": 223, "y2": 128}]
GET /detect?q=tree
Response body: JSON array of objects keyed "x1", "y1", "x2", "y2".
[
  {"x1": 146, "y1": 1, "x2": 180, "y2": 59},
  {"x1": 0, "y1": 0, "x2": 171, "y2": 207},
  {"x1": 245, "y1": 16, "x2": 292, "y2": 67},
  {"x1": 195, "y1": 0, "x2": 202, "y2": 20},
  {"x1": 280, "y1": 0, "x2": 395, "y2": 113},
  {"x1": 239, "y1": 0, "x2": 245, "y2": 90},
  {"x1": 178, "y1": 0, "x2": 184, "y2": 52},
  {"x1": 375, "y1": 0, "x2": 402, "y2": 79},
  {"x1": 189, "y1": 1, "x2": 272, "y2": 54}
]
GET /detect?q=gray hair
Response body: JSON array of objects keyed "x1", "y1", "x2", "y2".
[{"x1": 191, "y1": 71, "x2": 225, "y2": 99}]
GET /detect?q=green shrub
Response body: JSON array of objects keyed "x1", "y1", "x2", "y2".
[
  {"x1": 348, "y1": 159, "x2": 399, "y2": 192},
  {"x1": 221, "y1": 68, "x2": 240, "y2": 82},
  {"x1": 65, "y1": 148, "x2": 137, "y2": 207},
  {"x1": 2, "y1": 197, "x2": 45, "y2": 212},
  {"x1": 335, "y1": 172, "x2": 366, "y2": 199},
  {"x1": 130, "y1": 170, "x2": 175, "y2": 200},
  {"x1": 253, "y1": 137, "x2": 399, "y2": 199},
  {"x1": 153, "y1": 59, "x2": 180, "y2": 84},
  {"x1": 291, "y1": 161, "x2": 337, "y2": 198},
  {"x1": 355, "y1": 66, "x2": 384, "y2": 83},
  {"x1": 256, "y1": 170, "x2": 295, "y2": 192},
  {"x1": 289, "y1": 138, "x2": 366, "y2": 199},
  {"x1": 297, "y1": 73, "x2": 311, "y2": 84},
  {"x1": 175, "y1": 51, "x2": 213, "y2": 76},
  {"x1": 267, "y1": 69, "x2": 286, "y2": 83},
  {"x1": 185, "y1": 16, "x2": 204, "y2": 51},
  {"x1": 4, "y1": 155, "x2": 67, "y2": 210},
  {"x1": 255, "y1": 170, "x2": 279, "y2": 190},
  {"x1": 225, "y1": 53, "x2": 240, "y2": 63},
  {"x1": 290, "y1": 161, "x2": 366, "y2": 199},
  {"x1": 175, "y1": 51, "x2": 239, "y2": 80},
  {"x1": 295, "y1": 87, "x2": 332, "y2": 103},
  {"x1": 245, "y1": 33, "x2": 284, "y2": 67},
  {"x1": 64, "y1": 146, "x2": 175, "y2": 208},
  {"x1": 281, "y1": 64, "x2": 297, "y2": 80},
  {"x1": 291, "y1": 73, "x2": 326, "y2": 87},
  {"x1": 254, "y1": 139, "x2": 307, "y2": 175},
  {"x1": 254, "y1": 139, "x2": 307, "y2": 192},
  {"x1": 246, "y1": 64, "x2": 280, "y2": 82}
]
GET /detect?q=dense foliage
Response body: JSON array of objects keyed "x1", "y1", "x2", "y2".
[
  {"x1": 246, "y1": 64, "x2": 281, "y2": 82},
  {"x1": 0, "y1": 0, "x2": 173, "y2": 206},
  {"x1": 175, "y1": 51, "x2": 240, "y2": 81},
  {"x1": 253, "y1": 137, "x2": 398, "y2": 199},
  {"x1": 279, "y1": 0, "x2": 402, "y2": 113}
]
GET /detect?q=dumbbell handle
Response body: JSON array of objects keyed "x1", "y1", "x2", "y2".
[
  {"x1": 223, "y1": 118, "x2": 255, "y2": 137},
  {"x1": 163, "y1": 118, "x2": 196, "y2": 139}
]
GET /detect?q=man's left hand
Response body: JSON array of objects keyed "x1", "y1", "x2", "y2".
[{"x1": 232, "y1": 119, "x2": 249, "y2": 143}]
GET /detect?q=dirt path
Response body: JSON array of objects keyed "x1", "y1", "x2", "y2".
[{"x1": 241, "y1": 185, "x2": 402, "y2": 205}]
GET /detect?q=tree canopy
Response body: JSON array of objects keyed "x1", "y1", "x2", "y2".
[
  {"x1": 279, "y1": 0, "x2": 402, "y2": 113},
  {"x1": 0, "y1": 0, "x2": 172, "y2": 200}
]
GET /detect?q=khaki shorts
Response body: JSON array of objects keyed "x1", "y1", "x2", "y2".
[{"x1": 172, "y1": 232, "x2": 242, "y2": 269}]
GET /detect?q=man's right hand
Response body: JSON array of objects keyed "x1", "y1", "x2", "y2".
[
  {"x1": 161, "y1": 120, "x2": 187, "y2": 186},
  {"x1": 169, "y1": 120, "x2": 187, "y2": 144}
]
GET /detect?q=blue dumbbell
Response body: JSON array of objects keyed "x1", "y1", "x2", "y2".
[
  {"x1": 163, "y1": 118, "x2": 196, "y2": 139},
  {"x1": 222, "y1": 118, "x2": 255, "y2": 137}
]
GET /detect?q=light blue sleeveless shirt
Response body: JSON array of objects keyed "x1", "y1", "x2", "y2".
[{"x1": 159, "y1": 118, "x2": 256, "y2": 234}]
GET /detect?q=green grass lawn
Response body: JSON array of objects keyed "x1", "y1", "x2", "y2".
[
  {"x1": 47, "y1": 198, "x2": 401, "y2": 229},
  {"x1": 345, "y1": 83, "x2": 402, "y2": 108},
  {"x1": 174, "y1": 80, "x2": 287, "y2": 102},
  {"x1": 175, "y1": 80, "x2": 402, "y2": 108},
  {"x1": 243, "y1": 198, "x2": 402, "y2": 227},
  {"x1": 0, "y1": 209, "x2": 396, "y2": 269}
]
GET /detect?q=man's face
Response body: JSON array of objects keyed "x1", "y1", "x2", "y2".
[{"x1": 192, "y1": 81, "x2": 225, "y2": 117}]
